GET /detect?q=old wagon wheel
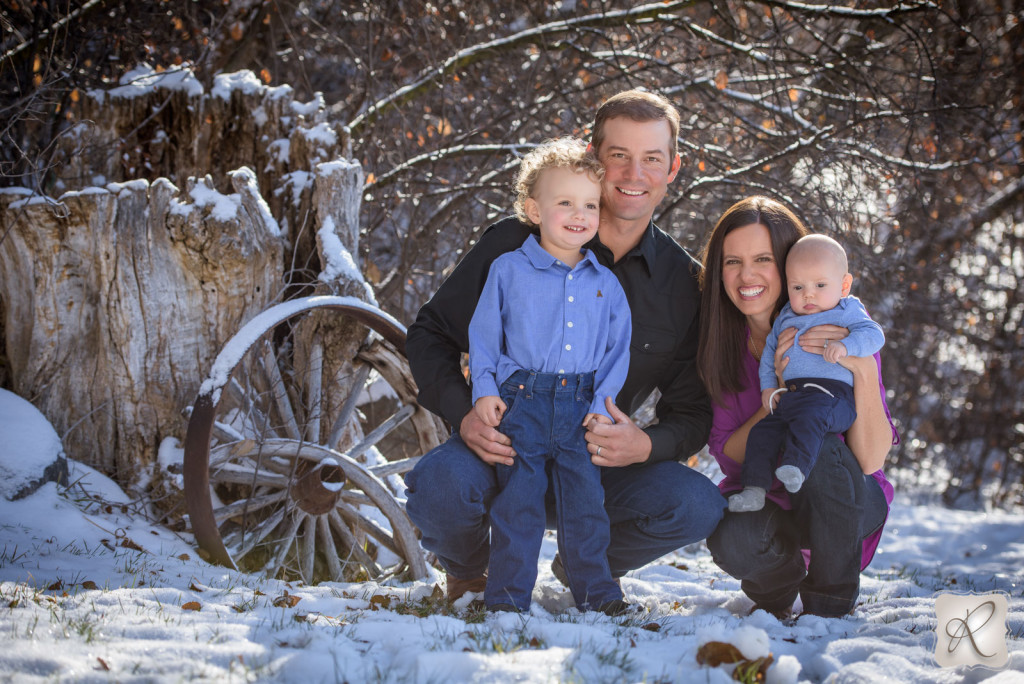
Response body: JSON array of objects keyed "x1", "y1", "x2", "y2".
[{"x1": 183, "y1": 296, "x2": 445, "y2": 584}]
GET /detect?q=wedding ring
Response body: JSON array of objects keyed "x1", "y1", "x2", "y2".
[
  {"x1": 596, "y1": 446, "x2": 602, "y2": 457},
  {"x1": 823, "y1": 339, "x2": 830, "y2": 350}
]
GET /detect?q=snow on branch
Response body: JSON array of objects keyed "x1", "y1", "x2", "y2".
[
  {"x1": 345, "y1": 0, "x2": 702, "y2": 132},
  {"x1": 758, "y1": 0, "x2": 940, "y2": 19}
]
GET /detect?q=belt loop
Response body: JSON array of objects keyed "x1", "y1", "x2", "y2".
[{"x1": 524, "y1": 370, "x2": 537, "y2": 398}]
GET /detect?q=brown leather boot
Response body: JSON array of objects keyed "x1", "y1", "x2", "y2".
[{"x1": 446, "y1": 574, "x2": 487, "y2": 601}]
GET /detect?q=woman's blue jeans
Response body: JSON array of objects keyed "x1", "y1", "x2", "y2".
[{"x1": 707, "y1": 434, "x2": 887, "y2": 617}]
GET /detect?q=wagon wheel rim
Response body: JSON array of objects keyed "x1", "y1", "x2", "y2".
[{"x1": 183, "y1": 296, "x2": 443, "y2": 583}]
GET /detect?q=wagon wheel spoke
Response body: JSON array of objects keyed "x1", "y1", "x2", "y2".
[
  {"x1": 329, "y1": 509, "x2": 383, "y2": 578},
  {"x1": 345, "y1": 403, "x2": 415, "y2": 462},
  {"x1": 327, "y1": 363, "x2": 371, "y2": 449},
  {"x1": 223, "y1": 377, "x2": 277, "y2": 440},
  {"x1": 213, "y1": 490, "x2": 289, "y2": 524},
  {"x1": 298, "y1": 515, "x2": 317, "y2": 585},
  {"x1": 368, "y1": 456, "x2": 422, "y2": 479},
  {"x1": 302, "y1": 336, "x2": 324, "y2": 443},
  {"x1": 318, "y1": 515, "x2": 344, "y2": 582},
  {"x1": 225, "y1": 506, "x2": 287, "y2": 562},
  {"x1": 266, "y1": 510, "x2": 306, "y2": 580},
  {"x1": 208, "y1": 463, "x2": 289, "y2": 488},
  {"x1": 337, "y1": 501, "x2": 403, "y2": 559},
  {"x1": 260, "y1": 340, "x2": 302, "y2": 440}
]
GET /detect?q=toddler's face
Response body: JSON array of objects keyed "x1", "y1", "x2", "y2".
[
  {"x1": 786, "y1": 255, "x2": 847, "y2": 315},
  {"x1": 527, "y1": 167, "x2": 601, "y2": 258}
]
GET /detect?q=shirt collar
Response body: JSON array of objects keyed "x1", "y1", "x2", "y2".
[
  {"x1": 585, "y1": 220, "x2": 658, "y2": 275},
  {"x1": 521, "y1": 233, "x2": 600, "y2": 271}
]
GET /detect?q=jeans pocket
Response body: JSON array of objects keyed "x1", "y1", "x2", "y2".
[{"x1": 498, "y1": 381, "x2": 525, "y2": 428}]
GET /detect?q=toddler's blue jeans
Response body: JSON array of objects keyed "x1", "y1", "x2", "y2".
[{"x1": 484, "y1": 369, "x2": 620, "y2": 611}]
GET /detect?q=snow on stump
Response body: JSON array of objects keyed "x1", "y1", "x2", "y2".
[{"x1": 0, "y1": 389, "x2": 68, "y2": 501}]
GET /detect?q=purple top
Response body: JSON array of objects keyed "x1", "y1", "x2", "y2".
[{"x1": 708, "y1": 330, "x2": 898, "y2": 569}]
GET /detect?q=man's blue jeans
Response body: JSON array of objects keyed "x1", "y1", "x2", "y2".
[
  {"x1": 405, "y1": 387, "x2": 727, "y2": 606},
  {"x1": 708, "y1": 434, "x2": 888, "y2": 617}
]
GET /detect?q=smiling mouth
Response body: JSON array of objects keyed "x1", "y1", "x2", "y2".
[
  {"x1": 616, "y1": 187, "x2": 646, "y2": 197},
  {"x1": 564, "y1": 224, "x2": 588, "y2": 233},
  {"x1": 739, "y1": 286, "x2": 765, "y2": 298}
]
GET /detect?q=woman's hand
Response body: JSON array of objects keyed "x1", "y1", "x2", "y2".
[{"x1": 795, "y1": 323, "x2": 849, "y2": 355}]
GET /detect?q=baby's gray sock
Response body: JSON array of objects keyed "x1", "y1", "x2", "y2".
[
  {"x1": 728, "y1": 487, "x2": 766, "y2": 512},
  {"x1": 775, "y1": 465, "x2": 805, "y2": 493}
]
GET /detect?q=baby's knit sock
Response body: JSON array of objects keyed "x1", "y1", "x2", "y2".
[
  {"x1": 728, "y1": 487, "x2": 766, "y2": 512},
  {"x1": 775, "y1": 465, "x2": 805, "y2": 493}
]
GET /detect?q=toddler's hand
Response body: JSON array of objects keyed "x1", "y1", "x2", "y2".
[
  {"x1": 762, "y1": 387, "x2": 780, "y2": 412},
  {"x1": 583, "y1": 412, "x2": 612, "y2": 427},
  {"x1": 474, "y1": 396, "x2": 507, "y2": 427}
]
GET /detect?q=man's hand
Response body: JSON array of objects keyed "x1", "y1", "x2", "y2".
[
  {"x1": 585, "y1": 396, "x2": 651, "y2": 467},
  {"x1": 459, "y1": 409, "x2": 515, "y2": 466}
]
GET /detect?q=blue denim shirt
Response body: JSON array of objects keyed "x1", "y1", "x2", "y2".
[
  {"x1": 468, "y1": 234, "x2": 631, "y2": 419},
  {"x1": 759, "y1": 295, "x2": 885, "y2": 391}
]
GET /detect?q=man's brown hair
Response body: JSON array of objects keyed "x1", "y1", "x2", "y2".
[{"x1": 591, "y1": 89, "x2": 680, "y2": 159}]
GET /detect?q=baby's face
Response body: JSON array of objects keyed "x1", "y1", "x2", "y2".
[{"x1": 786, "y1": 255, "x2": 847, "y2": 315}]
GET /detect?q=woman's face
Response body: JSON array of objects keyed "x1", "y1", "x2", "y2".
[{"x1": 720, "y1": 222, "x2": 782, "y2": 324}]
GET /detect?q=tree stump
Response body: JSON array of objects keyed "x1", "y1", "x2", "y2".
[{"x1": 0, "y1": 170, "x2": 282, "y2": 481}]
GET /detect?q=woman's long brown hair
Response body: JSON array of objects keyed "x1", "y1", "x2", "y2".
[{"x1": 697, "y1": 196, "x2": 809, "y2": 405}]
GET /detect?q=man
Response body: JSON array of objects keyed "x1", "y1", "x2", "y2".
[{"x1": 404, "y1": 89, "x2": 726, "y2": 602}]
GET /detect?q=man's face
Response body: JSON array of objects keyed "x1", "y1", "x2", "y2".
[{"x1": 595, "y1": 117, "x2": 680, "y2": 226}]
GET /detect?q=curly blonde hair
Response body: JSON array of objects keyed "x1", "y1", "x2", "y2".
[{"x1": 513, "y1": 137, "x2": 604, "y2": 226}]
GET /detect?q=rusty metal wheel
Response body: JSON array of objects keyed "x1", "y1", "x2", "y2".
[{"x1": 183, "y1": 296, "x2": 444, "y2": 584}]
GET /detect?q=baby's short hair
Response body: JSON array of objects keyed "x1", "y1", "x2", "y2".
[
  {"x1": 514, "y1": 137, "x2": 604, "y2": 226},
  {"x1": 789, "y1": 233, "x2": 849, "y2": 273}
]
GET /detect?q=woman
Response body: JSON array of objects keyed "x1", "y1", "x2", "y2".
[{"x1": 697, "y1": 196, "x2": 898, "y2": 618}]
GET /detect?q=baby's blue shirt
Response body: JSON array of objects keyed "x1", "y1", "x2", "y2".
[{"x1": 759, "y1": 295, "x2": 884, "y2": 391}]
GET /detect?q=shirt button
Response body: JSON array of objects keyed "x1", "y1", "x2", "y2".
[
  {"x1": 568, "y1": 296, "x2": 574, "y2": 303},
  {"x1": 558, "y1": 369, "x2": 565, "y2": 373},
  {"x1": 568, "y1": 274, "x2": 573, "y2": 280},
  {"x1": 565, "y1": 344, "x2": 572, "y2": 351},
  {"x1": 567, "y1": 321, "x2": 574, "y2": 328}
]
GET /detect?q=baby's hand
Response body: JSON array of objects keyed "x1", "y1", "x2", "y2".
[
  {"x1": 824, "y1": 340, "x2": 848, "y2": 364},
  {"x1": 582, "y1": 412, "x2": 612, "y2": 427},
  {"x1": 474, "y1": 396, "x2": 507, "y2": 427},
  {"x1": 762, "y1": 387, "x2": 780, "y2": 412}
]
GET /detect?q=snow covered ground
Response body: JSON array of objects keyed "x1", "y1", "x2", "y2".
[{"x1": 1, "y1": 402, "x2": 1022, "y2": 682}]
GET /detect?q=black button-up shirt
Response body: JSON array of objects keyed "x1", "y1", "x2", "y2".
[{"x1": 406, "y1": 216, "x2": 711, "y2": 465}]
